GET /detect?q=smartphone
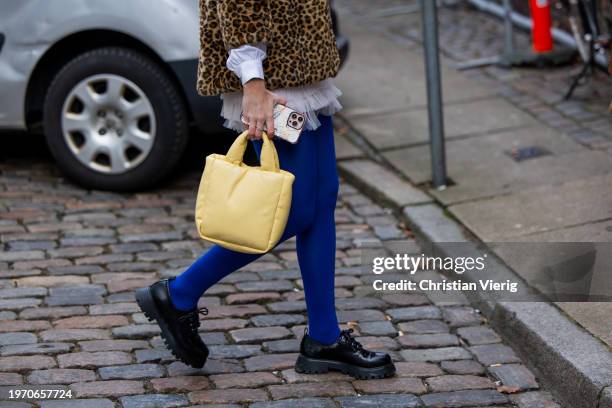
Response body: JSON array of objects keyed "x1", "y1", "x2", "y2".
[{"x1": 240, "y1": 104, "x2": 305, "y2": 144}]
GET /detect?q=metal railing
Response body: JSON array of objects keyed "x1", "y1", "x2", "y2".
[{"x1": 468, "y1": 0, "x2": 608, "y2": 68}]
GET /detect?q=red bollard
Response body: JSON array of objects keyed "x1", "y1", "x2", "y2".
[{"x1": 529, "y1": 0, "x2": 553, "y2": 52}]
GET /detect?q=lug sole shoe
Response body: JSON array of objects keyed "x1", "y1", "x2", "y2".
[
  {"x1": 295, "y1": 328, "x2": 396, "y2": 380},
  {"x1": 135, "y1": 278, "x2": 209, "y2": 369},
  {"x1": 295, "y1": 354, "x2": 396, "y2": 379}
]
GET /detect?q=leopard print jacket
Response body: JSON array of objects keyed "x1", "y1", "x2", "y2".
[{"x1": 196, "y1": 0, "x2": 341, "y2": 96}]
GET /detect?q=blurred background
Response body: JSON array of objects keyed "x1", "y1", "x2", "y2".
[
  {"x1": 0, "y1": 0, "x2": 609, "y2": 192},
  {"x1": 0, "y1": 0, "x2": 348, "y2": 191}
]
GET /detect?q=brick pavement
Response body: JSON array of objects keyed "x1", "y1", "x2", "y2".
[{"x1": 0, "y1": 150, "x2": 562, "y2": 407}]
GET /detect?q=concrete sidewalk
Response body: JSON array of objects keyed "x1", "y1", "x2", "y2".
[{"x1": 332, "y1": 1, "x2": 612, "y2": 407}]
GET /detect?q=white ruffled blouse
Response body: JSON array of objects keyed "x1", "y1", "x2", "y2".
[{"x1": 221, "y1": 43, "x2": 343, "y2": 132}]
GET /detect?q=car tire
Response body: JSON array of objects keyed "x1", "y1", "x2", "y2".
[{"x1": 43, "y1": 47, "x2": 189, "y2": 191}]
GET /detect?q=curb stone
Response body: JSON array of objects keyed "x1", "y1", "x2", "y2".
[
  {"x1": 336, "y1": 148, "x2": 612, "y2": 408},
  {"x1": 493, "y1": 302, "x2": 612, "y2": 408},
  {"x1": 338, "y1": 159, "x2": 433, "y2": 208}
]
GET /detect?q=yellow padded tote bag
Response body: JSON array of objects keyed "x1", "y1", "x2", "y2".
[{"x1": 195, "y1": 130, "x2": 294, "y2": 254}]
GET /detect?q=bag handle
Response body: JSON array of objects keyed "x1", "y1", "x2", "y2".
[{"x1": 226, "y1": 130, "x2": 280, "y2": 172}]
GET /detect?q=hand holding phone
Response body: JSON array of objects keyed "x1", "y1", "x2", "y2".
[
  {"x1": 241, "y1": 79, "x2": 288, "y2": 140},
  {"x1": 241, "y1": 104, "x2": 305, "y2": 144}
]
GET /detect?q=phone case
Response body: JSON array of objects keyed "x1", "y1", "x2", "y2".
[{"x1": 240, "y1": 104, "x2": 305, "y2": 144}]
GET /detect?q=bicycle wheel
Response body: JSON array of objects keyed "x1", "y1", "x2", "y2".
[
  {"x1": 561, "y1": 0, "x2": 609, "y2": 65},
  {"x1": 560, "y1": 0, "x2": 591, "y2": 62}
]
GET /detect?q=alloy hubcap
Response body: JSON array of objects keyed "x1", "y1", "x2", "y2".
[{"x1": 61, "y1": 74, "x2": 156, "y2": 174}]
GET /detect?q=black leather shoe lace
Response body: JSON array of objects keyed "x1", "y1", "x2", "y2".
[
  {"x1": 340, "y1": 328, "x2": 373, "y2": 356},
  {"x1": 177, "y1": 307, "x2": 209, "y2": 336}
]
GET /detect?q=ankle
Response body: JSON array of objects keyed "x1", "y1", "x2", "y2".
[
  {"x1": 168, "y1": 279, "x2": 198, "y2": 312},
  {"x1": 307, "y1": 326, "x2": 341, "y2": 346}
]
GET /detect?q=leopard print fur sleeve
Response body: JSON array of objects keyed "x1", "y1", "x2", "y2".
[
  {"x1": 197, "y1": 0, "x2": 340, "y2": 96},
  {"x1": 215, "y1": 0, "x2": 273, "y2": 50}
]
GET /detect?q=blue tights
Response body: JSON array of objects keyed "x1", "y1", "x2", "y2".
[{"x1": 168, "y1": 114, "x2": 341, "y2": 345}]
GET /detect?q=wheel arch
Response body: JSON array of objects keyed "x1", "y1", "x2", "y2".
[{"x1": 25, "y1": 29, "x2": 192, "y2": 131}]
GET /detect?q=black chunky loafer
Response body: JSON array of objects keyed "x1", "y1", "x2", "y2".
[
  {"x1": 295, "y1": 328, "x2": 396, "y2": 379},
  {"x1": 135, "y1": 277, "x2": 209, "y2": 368}
]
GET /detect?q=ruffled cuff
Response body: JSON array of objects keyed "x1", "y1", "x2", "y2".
[
  {"x1": 226, "y1": 43, "x2": 267, "y2": 84},
  {"x1": 238, "y1": 59, "x2": 265, "y2": 84}
]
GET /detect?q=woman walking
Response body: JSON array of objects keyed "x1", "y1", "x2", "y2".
[{"x1": 135, "y1": 0, "x2": 395, "y2": 379}]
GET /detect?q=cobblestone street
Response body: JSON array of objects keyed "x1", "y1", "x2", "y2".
[
  {"x1": 0, "y1": 141, "x2": 561, "y2": 407},
  {"x1": 1, "y1": 0, "x2": 610, "y2": 406}
]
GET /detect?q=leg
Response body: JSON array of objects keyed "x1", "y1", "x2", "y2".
[
  {"x1": 168, "y1": 131, "x2": 318, "y2": 311},
  {"x1": 296, "y1": 114, "x2": 341, "y2": 344},
  {"x1": 294, "y1": 115, "x2": 394, "y2": 379}
]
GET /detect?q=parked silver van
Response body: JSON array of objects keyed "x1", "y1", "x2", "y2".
[{"x1": 0, "y1": 0, "x2": 348, "y2": 190}]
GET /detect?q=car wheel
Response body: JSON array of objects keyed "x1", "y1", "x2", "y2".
[{"x1": 43, "y1": 47, "x2": 189, "y2": 191}]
